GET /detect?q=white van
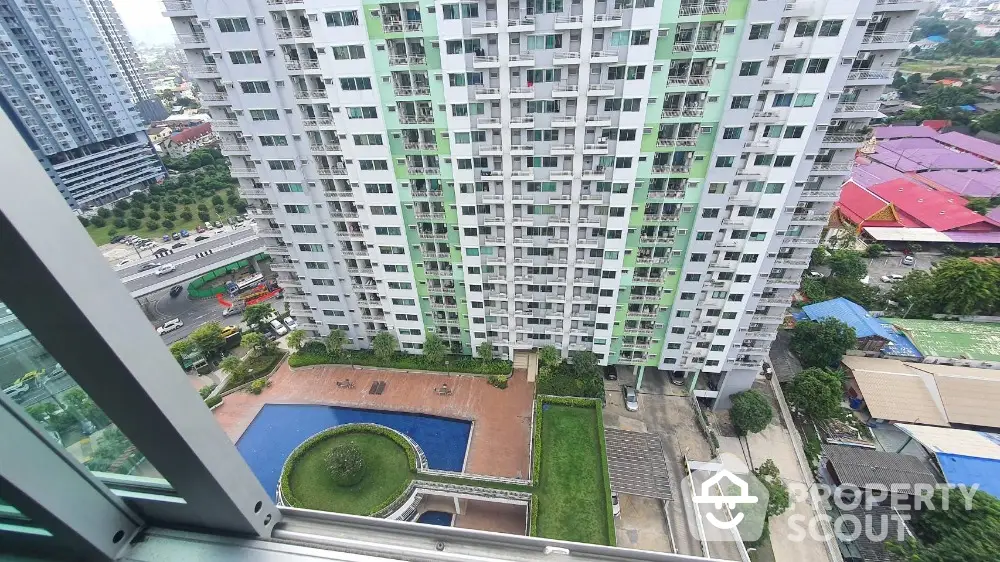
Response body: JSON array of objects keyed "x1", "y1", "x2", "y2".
[{"x1": 270, "y1": 319, "x2": 288, "y2": 336}]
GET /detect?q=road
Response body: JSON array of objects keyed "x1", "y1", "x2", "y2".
[
  {"x1": 121, "y1": 237, "x2": 266, "y2": 295},
  {"x1": 141, "y1": 284, "x2": 244, "y2": 345},
  {"x1": 13, "y1": 371, "x2": 76, "y2": 409},
  {"x1": 114, "y1": 226, "x2": 258, "y2": 278}
]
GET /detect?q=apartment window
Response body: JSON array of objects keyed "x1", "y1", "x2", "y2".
[
  {"x1": 442, "y1": 2, "x2": 479, "y2": 18},
  {"x1": 528, "y1": 129, "x2": 559, "y2": 141},
  {"x1": 332, "y1": 45, "x2": 366, "y2": 60},
  {"x1": 250, "y1": 109, "x2": 279, "y2": 121},
  {"x1": 626, "y1": 65, "x2": 646, "y2": 80},
  {"x1": 774, "y1": 155, "x2": 794, "y2": 167},
  {"x1": 526, "y1": 68, "x2": 561, "y2": 83},
  {"x1": 353, "y1": 134, "x2": 383, "y2": 145},
  {"x1": 772, "y1": 93, "x2": 793, "y2": 107},
  {"x1": 527, "y1": 0, "x2": 564, "y2": 14},
  {"x1": 748, "y1": 23, "x2": 771, "y2": 40},
  {"x1": 340, "y1": 77, "x2": 372, "y2": 90},
  {"x1": 702, "y1": 208, "x2": 720, "y2": 218},
  {"x1": 325, "y1": 10, "x2": 359, "y2": 26},
  {"x1": 749, "y1": 231, "x2": 767, "y2": 241},
  {"x1": 228, "y1": 50, "x2": 261, "y2": 64},
  {"x1": 690, "y1": 253, "x2": 707, "y2": 262},
  {"x1": 526, "y1": 34, "x2": 563, "y2": 50},
  {"x1": 756, "y1": 207, "x2": 775, "y2": 218},
  {"x1": 451, "y1": 104, "x2": 469, "y2": 117},
  {"x1": 388, "y1": 281, "x2": 413, "y2": 289},
  {"x1": 305, "y1": 262, "x2": 329, "y2": 270},
  {"x1": 763, "y1": 125, "x2": 783, "y2": 138},
  {"x1": 806, "y1": 58, "x2": 829, "y2": 74},
  {"x1": 618, "y1": 129, "x2": 636, "y2": 141},
  {"x1": 723, "y1": 127, "x2": 742, "y2": 140},
  {"x1": 783, "y1": 59, "x2": 805, "y2": 74},
  {"x1": 740, "y1": 254, "x2": 759, "y2": 263},
  {"x1": 601, "y1": 271, "x2": 617, "y2": 279},
  {"x1": 359, "y1": 160, "x2": 389, "y2": 170},
  {"x1": 722, "y1": 312, "x2": 738, "y2": 319},
  {"x1": 365, "y1": 183, "x2": 393, "y2": 193},
  {"x1": 347, "y1": 106, "x2": 377, "y2": 119},
  {"x1": 622, "y1": 98, "x2": 641, "y2": 111},
  {"x1": 446, "y1": 40, "x2": 463, "y2": 54},
  {"x1": 379, "y1": 246, "x2": 405, "y2": 254},
  {"x1": 685, "y1": 273, "x2": 701, "y2": 281},
  {"x1": 784, "y1": 126, "x2": 805, "y2": 138},
  {"x1": 681, "y1": 292, "x2": 696, "y2": 300},
  {"x1": 268, "y1": 160, "x2": 295, "y2": 170},
  {"x1": 527, "y1": 100, "x2": 560, "y2": 113},
  {"x1": 631, "y1": 30, "x2": 650, "y2": 45},
  {"x1": 715, "y1": 156, "x2": 735, "y2": 168},
  {"x1": 292, "y1": 224, "x2": 318, "y2": 233},
  {"x1": 299, "y1": 243, "x2": 323, "y2": 251},
  {"x1": 709, "y1": 182, "x2": 726, "y2": 194},
  {"x1": 384, "y1": 264, "x2": 410, "y2": 273},
  {"x1": 696, "y1": 231, "x2": 713, "y2": 241},
  {"x1": 739, "y1": 61, "x2": 761, "y2": 76},
  {"x1": 217, "y1": 17, "x2": 250, "y2": 32},
  {"x1": 607, "y1": 66, "x2": 625, "y2": 80},
  {"x1": 765, "y1": 183, "x2": 784, "y2": 194},
  {"x1": 794, "y1": 93, "x2": 817, "y2": 107},
  {"x1": 731, "y1": 95, "x2": 751, "y2": 109},
  {"x1": 259, "y1": 135, "x2": 288, "y2": 146},
  {"x1": 818, "y1": 20, "x2": 843, "y2": 36},
  {"x1": 676, "y1": 310, "x2": 691, "y2": 318},
  {"x1": 277, "y1": 183, "x2": 304, "y2": 192},
  {"x1": 239, "y1": 81, "x2": 270, "y2": 94},
  {"x1": 392, "y1": 298, "x2": 416, "y2": 306},
  {"x1": 794, "y1": 21, "x2": 817, "y2": 37},
  {"x1": 614, "y1": 157, "x2": 632, "y2": 168},
  {"x1": 611, "y1": 31, "x2": 630, "y2": 47},
  {"x1": 284, "y1": 204, "x2": 308, "y2": 213},
  {"x1": 375, "y1": 226, "x2": 402, "y2": 235},
  {"x1": 754, "y1": 154, "x2": 773, "y2": 166},
  {"x1": 527, "y1": 181, "x2": 557, "y2": 192}
]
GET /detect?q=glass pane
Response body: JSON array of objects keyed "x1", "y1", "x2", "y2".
[
  {"x1": 0, "y1": 498, "x2": 51, "y2": 537},
  {"x1": 0, "y1": 303, "x2": 166, "y2": 482}
]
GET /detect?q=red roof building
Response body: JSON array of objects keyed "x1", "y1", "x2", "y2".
[
  {"x1": 920, "y1": 119, "x2": 951, "y2": 131},
  {"x1": 164, "y1": 122, "x2": 215, "y2": 157}
]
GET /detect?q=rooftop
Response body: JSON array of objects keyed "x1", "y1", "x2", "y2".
[
  {"x1": 883, "y1": 318, "x2": 1000, "y2": 362},
  {"x1": 801, "y1": 298, "x2": 894, "y2": 340},
  {"x1": 895, "y1": 424, "x2": 1000, "y2": 499},
  {"x1": 874, "y1": 125, "x2": 939, "y2": 140},
  {"x1": 915, "y1": 170, "x2": 1000, "y2": 198},
  {"x1": 935, "y1": 131, "x2": 1000, "y2": 164},
  {"x1": 869, "y1": 179, "x2": 1000, "y2": 232},
  {"x1": 170, "y1": 122, "x2": 213, "y2": 145},
  {"x1": 822, "y1": 443, "x2": 940, "y2": 492}
]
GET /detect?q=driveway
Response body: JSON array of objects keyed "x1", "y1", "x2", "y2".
[
  {"x1": 866, "y1": 252, "x2": 937, "y2": 290},
  {"x1": 768, "y1": 330, "x2": 802, "y2": 383}
]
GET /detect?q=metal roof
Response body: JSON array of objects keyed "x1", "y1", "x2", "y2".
[
  {"x1": 895, "y1": 424, "x2": 1000, "y2": 500},
  {"x1": 822, "y1": 443, "x2": 941, "y2": 492},
  {"x1": 883, "y1": 318, "x2": 1000, "y2": 362},
  {"x1": 603, "y1": 428, "x2": 672, "y2": 500},
  {"x1": 842, "y1": 356, "x2": 950, "y2": 426}
]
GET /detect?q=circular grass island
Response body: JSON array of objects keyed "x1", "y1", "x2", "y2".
[{"x1": 279, "y1": 424, "x2": 423, "y2": 516}]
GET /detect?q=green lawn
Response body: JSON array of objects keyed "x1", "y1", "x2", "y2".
[
  {"x1": 899, "y1": 57, "x2": 1000, "y2": 75},
  {"x1": 285, "y1": 432, "x2": 412, "y2": 515},
  {"x1": 86, "y1": 194, "x2": 242, "y2": 246},
  {"x1": 535, "y1": 404, "x2": 613, "y2": 545}
]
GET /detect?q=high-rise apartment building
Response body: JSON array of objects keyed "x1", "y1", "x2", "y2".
[
  {"x1": 168, "y1": 0, "x2": 918, "y2": 407},
  {"x1": 0, "y1": 0, "x2": 166, "y2": 211},
  {"x1": 84, "y1": 0, "x2": 170, "y2": 123}
]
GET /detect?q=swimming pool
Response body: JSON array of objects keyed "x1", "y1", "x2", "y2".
[
  {"x1": 236, "y1": 403, "x2": 472, "y2": 500},
  {"x1": 417, "y1": 511, "x2": 454, "y2": 526}
]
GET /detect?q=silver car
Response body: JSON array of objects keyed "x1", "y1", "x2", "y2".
[{"x1": 621, "y1": 385, "x2": 639, "y2": 411}]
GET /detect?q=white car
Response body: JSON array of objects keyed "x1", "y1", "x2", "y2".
[
  {"x1": 270, "y1": 319, "x2": 288, "y2": 336},
  {"x1": 283, "y1": 316, "x2": 297, "y2": 330},
  {"x1": 157, "y1": 318, "x2": 183, "y2": 335},
  {"x1": 3, "y1": 381, "x2": 29, "y2": 399},
  {"x1": 155, "y1": 263, "x2": 176, "y2": 276},
  {"x1": 116, "y1": 259, "x2": 130, "y2": 267},
  {"x1": 902, "y1": 255, "x2": 915, "y2": 266},
  {"x1": 880, "y1": 275, "x2": 893, "y2": 283}
]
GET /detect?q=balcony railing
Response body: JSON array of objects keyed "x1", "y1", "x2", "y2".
[
  {"x1": 301, "y1": 117, "x2": 334, "y2": 128},
  {"x1": 678, "y1": 2, "x2": 727, "y2": 15},
  {"x1": 861, "y1": 30, "x2": 913, "y2": 44},
  {"x1": 847, "y1": 69, "x2": 893, "y2": 81},
  {"x1": 200, "y1": 92, "x2": 227, "y2": 102},
  {"x1": 274, "y1": 27, "x2": 312, "y2": 39},
  {"x1": 834, "y1": 101, "x2": 880, "y2": 113},
  {"x1": 822, "y1": 132, "x2": 867, "y2": 143},
  {"x1": 811, "y1": 161, "x2": 854, "y2": 172},
  {"x1": 316, "y1": 166, "x2": 348, "y2": 177}
]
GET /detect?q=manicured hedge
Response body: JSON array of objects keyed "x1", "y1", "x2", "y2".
[
  {"x1": 288, "y1": 347, "x2": 512, "y2": 376},
  {"x1": 221, "y1": 351, "x2": 285, "y2": 392},
  {"x1": 279, "y1": 423, "x2": 420, "y2": 514}
]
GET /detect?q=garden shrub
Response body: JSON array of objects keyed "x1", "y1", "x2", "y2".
[
  {"x1": 199, "y1": 384, "x2": 216, "y2": 399},
  {"x1": 287, "y1": 348, "x2": 512, "y2": 376},
  {"x1": 249, "y1": 378, "x2": 267, "y2": 395},
  {"x1": 327, "y1": 442, "x2": 366, "y2": 487},
  {"x1": 204, "y1": 395, "x2": 222, "y2": 408},
  {"x1": 488, "y1": 375, "x2": 509, "y2": 389}
]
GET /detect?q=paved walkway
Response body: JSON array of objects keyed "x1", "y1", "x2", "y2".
[{"x1": 213, "y1": 362, "x2": 535, "y2": 479}]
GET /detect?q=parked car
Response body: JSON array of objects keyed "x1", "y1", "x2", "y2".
[
  {"x1": 880, "y1": 275, "x2": 893, "y2": 283},
  {"x1": 283, "y1": 316, "x2": 297, "y2": 330},
  {"x1": 621, "y1": 385, "x2": 639, "y2": 411},
  {"x1": 156, "y1": 318, "x2": 183, "y2": 335},
  {"x1": 169, "y1": 285, "x2": 184, "y2": 298},
  {"x1": 603, "y1": 365, "x2": 618, "y2": 381},
  {"x1": 110, "y1": 235, "x2": 125, "y2": 244},
  {"x1": 3, "y1": 380, "x2": 29, "y2": 399},
  {"x1": 171, "y1": 232, "x2": 181, "y2": 240},
  {"x1": 214, "y1": 220, "x2": 224, "y2": 228},
  {"x1": 611, "y1": 492, "x2": 621, "y2": 518},
  {"x1": 890, "y1": 273, "x2": 904, "y2": 281},
  {"x1": 194, "y1": 235, "x2": 209, "y2": 242},
  {"x1": 155, "y1": 263, "x2": 176, "y2": 276},
  {"x1": 806, "y1": 270, "x2": 824, "y2": 278},
  {"x1": 902, "y1": 255, "x2": 915, "y2": 266},
  {"x1": 116, "y1": 259, "x2": 130, "y2": 267},
  {"x1": 172, "y1": 242, "x2": 187, "y2": 249},
  {"x1": 270, "y1": 318, "x2": 288, "y2": 336},
  {"x1": 196, "y1": 226, "x2": 206, "y2": 233},
  {"x1": 180, "y1": 229, "x2": 190, "y2": 237},
  {"x1": 669, "y1": 371, "x2": 686, "y2": 386},
  {"x1": 163, "y1": 234, "x2": 171, "y2": 242},
  {"x1": 139, "y1": 262, "x2": 162, "y2": 272}
]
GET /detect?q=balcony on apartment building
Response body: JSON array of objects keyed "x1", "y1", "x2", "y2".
[
  {"x1": 273, "y1": 11, "x2": 312, "y2": 41},
  {"x1": 392, "y1": 71, "x2": 431, "y2": 97},
  {"x1": 387, "y1": 38, "x2": 427, "y2": 66},
  {"x1": 401, "y1": 130, "x2": 437, "y2": 151},
  {"x1": 656, "y1": 123, "x2": 701, "y2": 147},
  {"x1": 380, "y1": 3, "x2": 422, "y2": 33},
  {"x1": 672, "y1": 23, "x2": 721, "y2": 53},
  {"x1": 677, "y1": 1, "x2": 728, "y2": 16},
  {"x1": 398, "y1": 101, "x2": 435, "y2": 124},
  {"x1": 666, "y1": 60, "x2": 713, "y2": 87}
]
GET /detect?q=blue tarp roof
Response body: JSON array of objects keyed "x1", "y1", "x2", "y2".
[
  {"x1": 960, "y1": 105, "x2": 977, "y2": 112},
  {"x1": 800, "y1": 298, "x2": 922, "y2": 358},
  {"x1": 925, "y1": 35, "x2": 949, "y2": 43},
  {"x1": 937, "y1": 454, "x2": 1000, "y2": 499}
]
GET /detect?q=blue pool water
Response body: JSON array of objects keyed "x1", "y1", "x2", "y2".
[
  {"x1": 236, "y1": 403, "x2": 472, "y2": 499},
  {"x1": 417, "y1": 511, "x2": 454, "y2": 526}
]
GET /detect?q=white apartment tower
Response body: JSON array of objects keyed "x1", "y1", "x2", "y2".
[
  {"x1": 167, "y1": 0, "x2": 920, "y2": 407},
  {"x1": 0, "y1": 0, "x2": 166, "y2": 211}
]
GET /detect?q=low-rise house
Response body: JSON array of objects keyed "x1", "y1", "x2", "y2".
[{"x1": 162, "y1": 122, "x2": 215, "y2": 158}]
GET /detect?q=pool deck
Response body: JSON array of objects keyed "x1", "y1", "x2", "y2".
[{"x1": 214, "y1": 362, "x2": 534, "y2": 479}]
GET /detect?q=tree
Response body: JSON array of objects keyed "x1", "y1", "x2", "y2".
[
  {"x1": 90, "y1": 216, "x2": 107, "y2": 228},
  {"x1": 145, "y1": 220, "x2": 159, "y2": 231},
  {"x1": 130, "y1": 208, "x2": 145, "y2": 220},
  {"x1": 828, "y1": 250, "x2": 867, "y2": 280},
  {"x1": 78, "y1": 216, "x2": 90, "y2": 227},
  {"x1": 163, "y1": 202, "x2": 177, "y2": 213},
  {"x1": 929, "y1": 69, "x2": 962, "y2": 81},
  {"x1": 131, "y1": 192, "x2": 148, "y2": 204},
  {"x1": 148, "y1": 211, "x2": 162, "y2": 221},
  {"x1": 931, "y1": 258, "x2": 1000, "y2": 315},
  {"x1": 198, "y1": 211, "x2": 211, "y2": 222},
  {"x1": 325, "y1": 329, "x2": 348, "y2": 357},
  {"x1": 966, "y1": 198, "x2": 992, "y2": 215},
  {"x1": 188, "y1": 322, "x2": 225, "y2": 355},
  {"x1": 888, "y1": 488, "x2": 1000, "y2": 562},
  {"x1": 169, "y1": 339, "x2": 196, "y2": 361},
  {"x1": 126, "y1": 218, "x2": 142, "y2": 230},
  {"x1": 219, "y1": 356, "x2": 248, "y2": 382},
  {"x1": 477, "y1": 340, "x2": 493, "y2": 360},
  {"x1": 243, "y1": 304, "x2": 275, "y2": 331},
  {"x1": 327, "y1": 442, "x2": 366, "y2": 487},
  {"x1": 214, "y1": 204, "x2": 225, "y2": 215},
  {"x1": 810, "y1": 246, "x2": 828, "y2": 266},
  {"x1": 180, "y1": 209, "x2": 193, "y2": 221},
  {"x1": 864, "y1": 243, "x2": 885, "y2": 258},
  {"x1": 538, "y1": 345, "x2": 561, "y2": 367},
  {"x1": 114, "y1": 217, "x2": 127, "y2": 229},
  {"x1": 241, "y1": 331, "x2": 266, "y2": 356},
  {"x1": 112, "y1": 208, "x2": 126, "y2": 218},
  {"x1": 730, "y1": 390, "x2": 773, "y2": 436},
  {"x1": 422, "y1": 333, "x2": 447, "y2": 364},
  {"x1": 161, "y1": 219, "x2": 175, "y2": 229},
  {"x1": 97, "y1": 207, "x2": 112, "y2": 219},
  {"x1": 907, "y1": 73, "x2": 923, "y2": 85},
  {"x1": 790, "y1": 317, "x2": 856, "y2": 368},
  {"x1": 371, "y1": 331, "x2": 397, "y2": 360},
  {"x1": 569, "y1": 350, "x2": 600, "y2": 379},
  {"x1": 148, "y1": 201, "x2": 160, "y2": 212},
  {"x1": 785, "y1": 368, "x2": 844, "y2": 422},
  {"x1": 164, "y1": 213, "x2": 177, "y2": 222},
  {"x1": 211, "y1": 194, "x2": 224, "y2": 206},
  {"x1": 286, "y1": 329, "x2": 306, "y2": 351},
  {"x1": 755, "y1": 459, "x2": 790, "y2": 518},
  {"x1": 976, "y1": 110, "x2": 1000, "y2": 134}
]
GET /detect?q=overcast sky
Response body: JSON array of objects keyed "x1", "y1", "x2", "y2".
[{"x1": 111, "y1": 0, "x2": 176, "y2": 46}]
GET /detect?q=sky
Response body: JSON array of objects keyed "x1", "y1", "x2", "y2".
[{"x1": 111, "y1": 0, "x2": 176, "y2": 46}]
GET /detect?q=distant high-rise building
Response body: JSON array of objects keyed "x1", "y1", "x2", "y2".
[
  {"x1": 84, "y1": 0, "x2": 169, "y2": 123},
  {"x1": 0, "y1": 0, "x2": 166, "y2": 210},
  {"x1": 167, "y1": 0, "x2": 920, "y2": 408}
]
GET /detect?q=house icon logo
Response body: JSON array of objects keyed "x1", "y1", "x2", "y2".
[
  {"x1": 692, "y1": 469, "x2": 758, "y2": 529},
  {"x1": 681, "y1": 453, "x2": 769, "y2": 542}
]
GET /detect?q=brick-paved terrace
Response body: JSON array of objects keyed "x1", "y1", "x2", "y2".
[{"x1": 214, "y1": 363, "x2": 534, "y2": 478}]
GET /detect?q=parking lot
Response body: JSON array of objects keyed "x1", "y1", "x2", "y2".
[{"x1": 865, "y1": 252, "x2": 937, "y2": 288}]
